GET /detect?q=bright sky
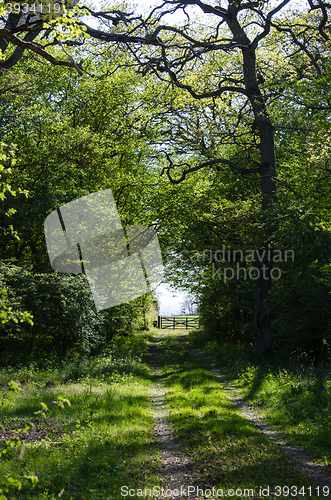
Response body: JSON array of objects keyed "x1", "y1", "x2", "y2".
[
  {"x1": 89, "y1": 0, "x2": 195, "y2": 23},
  {"x1": 154, "y1": 283, "x2": 191, "y2": 316},
  {"x1": 133, "y1": 0, "x2": 195, "y2": 20}
]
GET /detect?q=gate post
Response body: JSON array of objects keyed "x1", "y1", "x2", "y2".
[
  {"x1": 173, "y1": 317, "x2": 175, "y2": 329},
  {"x1": 157, "y1": 316, "x2": 161, "y2": 329}
]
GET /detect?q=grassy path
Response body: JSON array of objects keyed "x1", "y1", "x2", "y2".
[
  {"x1": 155, "y1": 330, "x2": 329, "y2": 499},
  {"x1": 148, "y1": 334, "x2": 201, "y2": 498},
  {"x1": 0, "y1": 330, "x2": 330, "y2": 499}
]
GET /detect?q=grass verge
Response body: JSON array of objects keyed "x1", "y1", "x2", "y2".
[{"x1": 188, "y1": 329, "x2": 331, "y2": 466}]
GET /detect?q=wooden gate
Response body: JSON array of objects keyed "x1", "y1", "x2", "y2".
[{"x1": 157, "y1": 315, "x2": 199, "y2": 329}]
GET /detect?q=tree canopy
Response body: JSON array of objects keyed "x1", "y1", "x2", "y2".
[{"x1": 1, "y1": 0, "x2": 331, "y2": 358}]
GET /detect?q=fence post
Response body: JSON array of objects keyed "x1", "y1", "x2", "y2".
[
  {"x1": 157, "y1": 316, "x2": 160, "y2": 329},
  {"x1": 173, "y1": 317, "x2": 175, "y2": 329},
  {"x1": 186, "y1": 317, "x2": 188, "y2": 329}
]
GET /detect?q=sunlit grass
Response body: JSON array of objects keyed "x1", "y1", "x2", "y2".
[
  {"x1": 1, "y1": 328, "x2": 329, "y2": 499},
  {"x1": 188, "y1": 330, "x2": 331, "y2": 465}
]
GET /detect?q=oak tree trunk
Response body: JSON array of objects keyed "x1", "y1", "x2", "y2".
[{"x1": 228, "y1": 20, "x2": 277, "y2": 353}]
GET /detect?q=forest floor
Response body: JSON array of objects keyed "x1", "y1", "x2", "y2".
[{"x1": 0, "y1": 329, "x2": 330, "y2": 499}]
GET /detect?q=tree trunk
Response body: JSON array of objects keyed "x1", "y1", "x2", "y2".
[
  {"x1": 254, "y1": 260, "x2": 273, "y2": 353},
  {"x1": 228, "y1": 18, "x2": 277, "y2": 353},
  {"x1": 253, "y1": 122, "x2": 276, "y2": 354}
]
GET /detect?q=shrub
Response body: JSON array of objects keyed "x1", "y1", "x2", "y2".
[{"x1": 0, "y1": 262, "x2": 152, "y2": 365}]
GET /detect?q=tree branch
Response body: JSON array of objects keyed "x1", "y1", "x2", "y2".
[
  {"x1": 158, "y1": 40, "x2": 248, "y2": 99},
  {"x1": 161, "y1": 154, "x2": 261, "y2": 184},
  {"x1": 270, "y1": 176, "x2": 302, "y2": 198},
  {"x1": 252, "y1": 0, "x2": 293, "y2": 47},
  {"x1": 0, "y1": 29, "x2": 84, "y2": 72}
]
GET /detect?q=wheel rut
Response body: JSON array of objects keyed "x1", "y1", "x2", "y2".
[{"x1": 148, "y1": 330, "x2": 331, "y2": 498}]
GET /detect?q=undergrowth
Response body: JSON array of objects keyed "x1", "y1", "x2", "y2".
[{"x1": 0, "y1": 331, "x2": 161, "y2": 499}]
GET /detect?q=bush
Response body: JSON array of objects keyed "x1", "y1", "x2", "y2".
[
  {"x1": 0, "y1": 262, "x2": 152, "y2": 365},
  {"x1": 269, "y1": 222, "x2": 331, "y2": 361},
  {"x1": 0, "y1": 263, "x2": 102, "y2": 363}
]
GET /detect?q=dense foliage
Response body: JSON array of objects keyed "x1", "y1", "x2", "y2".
[
  {"x1": 1, "y1": 0, "x2": 331, "y2": 362},
  {"x1": 0, "y1": 55, "x2": 161, "y2": 365},
  {"x1": 0, "y1": 262, "x2": 153, "y2": 365}
]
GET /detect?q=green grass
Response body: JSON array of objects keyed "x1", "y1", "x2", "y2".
[
  {"x1": 158, "y1": 331, "x2": 326, "y2": 499},
  {"x1": 0, "y1": 332, "x2": 162, "y2": 499},
  {"x1": 188, "y1": 329, "x2": 331, "y2": 465},
  {"x1": 1, "y1": 328, "x2": 330, "y2": 499}
]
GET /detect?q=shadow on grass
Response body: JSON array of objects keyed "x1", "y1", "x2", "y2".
[
  {"x1": 187, "y1": 330, "x2": 331, "y2": 461},
  {"x1": 10, "y1": 418, "x2": 161, "y2": 499},
  {"x1": 156, "y1": 333, "x2": 322, "y2": 493},
  {"x1": 243, "y1": 364, "x2": 268, "y2": 402}
]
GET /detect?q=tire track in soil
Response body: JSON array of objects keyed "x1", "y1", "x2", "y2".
[
  {"x1": 180, "y1": 331, "x2": 331, "y2": 488},
  {"x1": 149, "y1": 332, "x2": 203, "y2": 500}
]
